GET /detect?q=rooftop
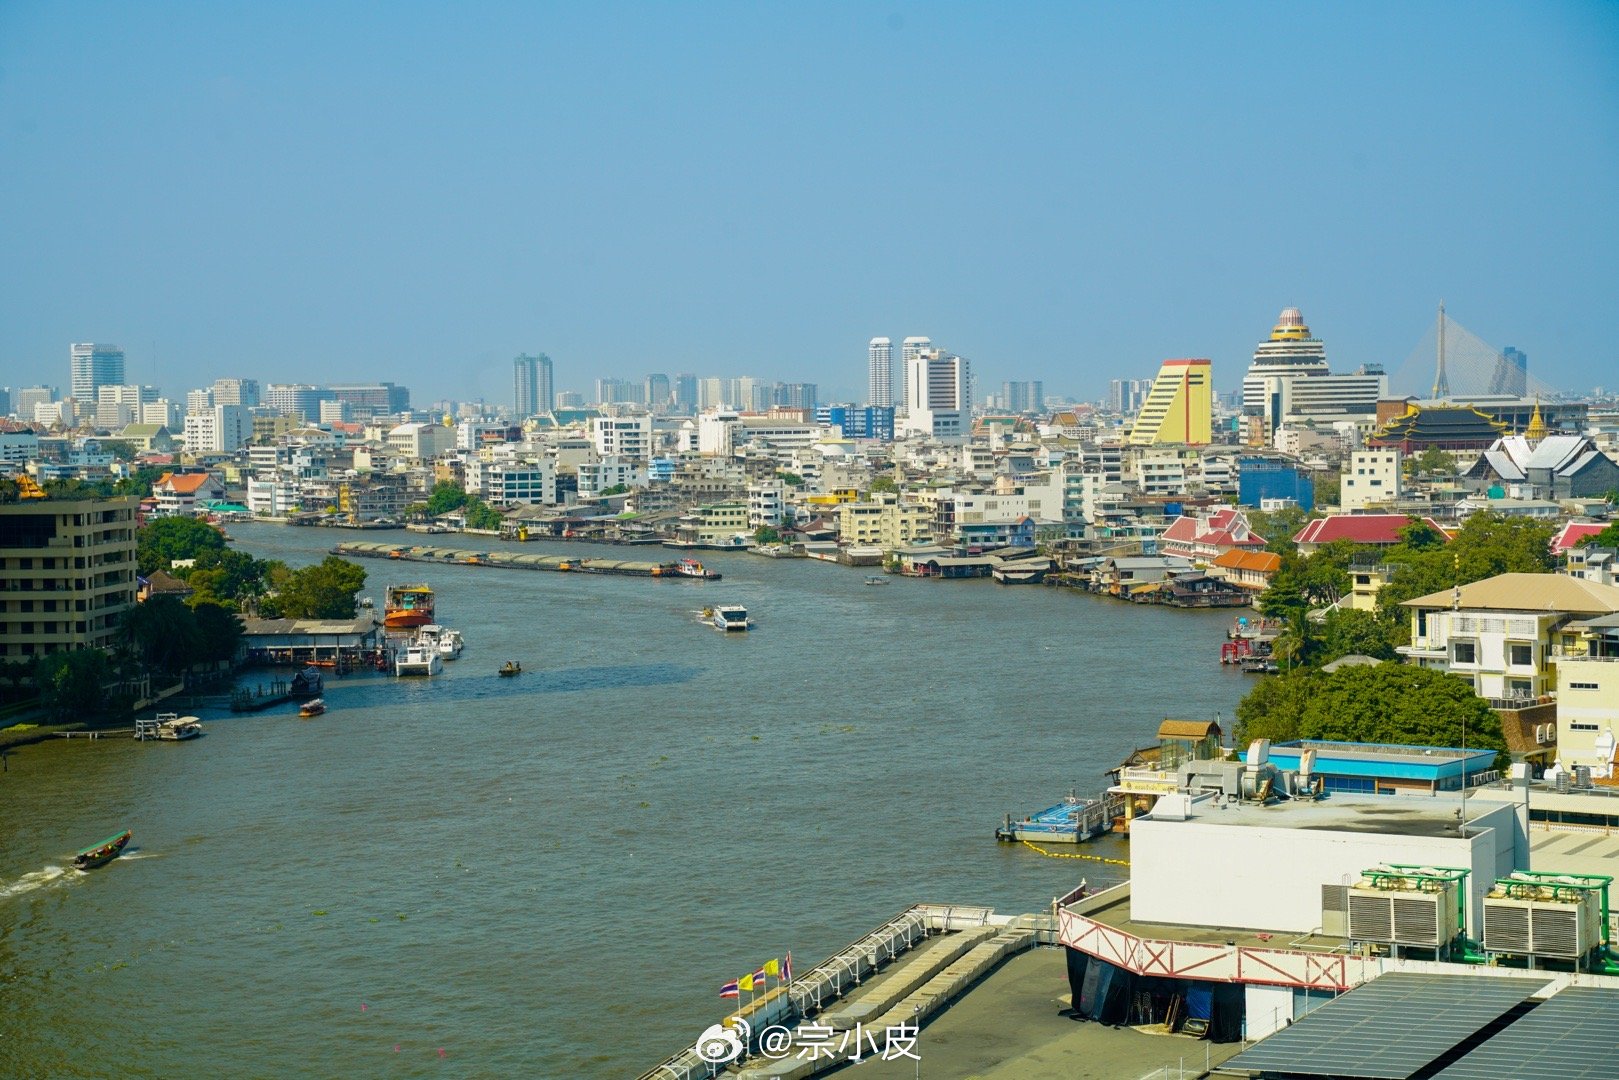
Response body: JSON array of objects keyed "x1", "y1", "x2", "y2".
[
  {"x1": 1401, "y1": 572, "x2": 1619, "y2": 614},
  {"x1": 1143, "y1": 792, "x2": 1507, "y2": 839}
]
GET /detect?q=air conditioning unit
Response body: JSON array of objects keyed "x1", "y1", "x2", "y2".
[
  {"x1": 1483, "y1": 885, "x2": 1603, "y2": 959},
  {"x1": 1347, "y1": 880, "x2": 1460, "y2": 948},
  {"x1": 1321, "y1": 884, "x2": 1348, "y2": 938}
]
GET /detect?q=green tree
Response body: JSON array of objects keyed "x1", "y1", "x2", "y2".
[
  {"x1": 35, "y1": 649, "x2": 118, "y2": 721},
  {"x1": 137, "y1": 517, "x2": 227, "y2": 576},
  {"x1": 1249, "y1": 505, "x2": 1310, "y2": 555},
  {"x1": 424, "y1": 481, "x2": 470, "y2": 516},
  {"x1": 1407, "y1": 448, "x2": 1455, "y2": 477},
  {"x1": 190, "y1": 602, "x2": 245, "y2": 664},
  {"x1": 869, "y1": 475, "x2": 899, "y2": 495},
  {"x1": 120, "y1": 596, "x2": 206, "y2": 675},
  {"x1": 185, "y1": 548, "x2": 270, "y2": 609},
  {"x1": 1378, "y1": 512, "x2": 1556, "y2": 617},
  {"x1": 269, "y1": 557, "x2": 367, "y2": 619},
  {"x1": 462, "y1": 499, "x2": 504, "y2": 530},
  {"x1": 1580, "y1": 522, "x2": 1619, "y2": 548},
  {"x1": 1235, "y1": 664, "x2": 1502, "y2": 755},
  {"x1": 776, "y1": 471, "x2": 805, "y2": 487},
  {"x1": 754, "y1": 525, "x2": 781, "y2": 543},
  {"x1": 1316, "y1": 609, "x2": 1399, "y2": 664}
]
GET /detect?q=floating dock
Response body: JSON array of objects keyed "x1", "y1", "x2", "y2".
[
  {"x1": 996, "y1": 792, "x2": 1122, "y2": 844},
  {"x1": 334, "y1": 541, "x2": 682, "y2": 578}
]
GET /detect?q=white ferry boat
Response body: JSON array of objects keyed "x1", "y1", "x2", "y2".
[
  {"x1": 709, "y1": 604, "x2": 751, "y2": 632},
  {"x1": 395, "y1": 643, "x2": 443, "y2": 676}
]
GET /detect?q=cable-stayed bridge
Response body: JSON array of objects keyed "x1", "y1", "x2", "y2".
[{"x1": 1390, "y1": 303, "x2": 1559, "y2": 401}]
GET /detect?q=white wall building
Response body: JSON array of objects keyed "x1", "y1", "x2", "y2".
[
  {"x1": 1341, "y1": 449, "x2": 1404, "y2": 511},
  {"x1": 900, "y1": 347, "x2": 969, "y2": 441},
  {"x1": 577, "y1": 456, "x2": 643, "y2": 499},
  {"x1": 484, "y1": 461, "x2": 556, "y2": 505},
  {"x1": 183, "y1": 404, "x2": 250, "y2": 454},
  {"x1": 868, "y1": 337, "x2": 894, "y2": 408},
  {"x1": 591, "y1": 415, "x2": 653, "y2": 462}
]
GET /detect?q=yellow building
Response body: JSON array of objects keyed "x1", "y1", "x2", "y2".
[{"x1": 1128, "y1": 359, "x2": 1212, "y2": 446}]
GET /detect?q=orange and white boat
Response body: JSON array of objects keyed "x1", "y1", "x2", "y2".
[{"x1": 383, "y1": 584, "x2": 435, "y2": 629}]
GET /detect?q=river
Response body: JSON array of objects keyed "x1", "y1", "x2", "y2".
[{"x1": 0, "y1": 524, "x2": 1248, "y2": 1078}]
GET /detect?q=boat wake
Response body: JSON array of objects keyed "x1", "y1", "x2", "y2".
[{"x1": 0, "y1": 865, "x2": 81, "y2": 900}]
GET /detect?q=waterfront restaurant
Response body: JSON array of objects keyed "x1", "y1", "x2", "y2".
[{"x1": 237, "y1": 616, "x2": 383, "y2": 668}]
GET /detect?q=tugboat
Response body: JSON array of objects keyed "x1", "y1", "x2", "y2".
[{"x1": 671, "y1": 558, "x2": 722, "y2": 580}]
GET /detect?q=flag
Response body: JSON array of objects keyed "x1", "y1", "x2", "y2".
[
  {"x1": 763, "y1": 958, "x2": 780, "y2": 978},
  {"x1": 784, "y1": 951, "x2": 793, "y2": 984},
  {"x1": 719, "y1": 980, "x2": 739, "y2": 999},
  {"x1": 752, "y1": 967, "x2": 768, "y2": 987},
  {"x1": 738, "y1": 973, "x2": 755, "y2": 993}
]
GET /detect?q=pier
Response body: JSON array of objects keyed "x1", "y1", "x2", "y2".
[{"x1": 333, "y1": 541, "x2": 681, "y2": 578}]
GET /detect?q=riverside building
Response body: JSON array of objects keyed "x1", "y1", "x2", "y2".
[
  {"x1": 1241, "y1": 308, "x2": 1385, "y2": 439},
  {"x1": 0, "y1": 496, "x2": 138, "y2": 662}
]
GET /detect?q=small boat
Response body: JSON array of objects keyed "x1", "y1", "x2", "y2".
[
  {"x1": 154, "y1": 714, "x2": 202, "y2": 740},
  {"x1": 437, "y1": 628, "x2": 465, "y2": 660},
  {"x1": 498, "y1": 661, "x2": 522, "y2": 677},
  {"x1": 73, "y1": 830, "x2": 131, "y2": 871},
  {"x1": 672, "y1": 558, "x2": 723, "y2": 581},
  {"x1": 298, "y1": 698, "x2": 327, "y2": 718},
  {"x1": 864, "y1": 576, "x2": 889, "y2": 586},
  {"x1": 395, "y1": 644, "x2": 443, "y2": 677},
  {"x1": 710, "y1": 604, "x2": 751, "y2": 632},
  {"x1": 995, "y1": 791, "x2": 1113, "y2": 844},
  {"x1": 289, "y1": 666, "x2": 324, "y2": 698}
]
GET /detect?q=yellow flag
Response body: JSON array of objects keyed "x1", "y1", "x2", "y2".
[
  {"x1": 763, "y1": 959, "x2": 780, "y2": 977},
  {"x1": 738, "y1": 973, "x2": 755, "y2": 992}
]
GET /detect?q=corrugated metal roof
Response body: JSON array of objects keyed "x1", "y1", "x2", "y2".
[{"x1": 1401, "y1": 572, "x2": 1619, "y2": 614}]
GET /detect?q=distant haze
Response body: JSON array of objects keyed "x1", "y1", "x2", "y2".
[{"x1": 2, "y1": 3, "x2": 1616, "y2": 401}]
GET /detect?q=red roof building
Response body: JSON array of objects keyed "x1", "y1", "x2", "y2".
[
  {"x1": 1160, "y1": 508, "x2": 1266, "y2": 564},
  {"x1": 1552, "y1": 522, "x2": 1608, "y2": 555},
  {"x1": 1292, "y1": 513, "x2": 1447, "y2": 554},
  {"x1": 1209, "y1": 548, "x2": 1283, "y2": 592}
]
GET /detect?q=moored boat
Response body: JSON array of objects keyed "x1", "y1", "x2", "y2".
[
  {"x1": 995, "y1": 791, "x2": 1115, "y2": 844},
  {"x1": 298, "y1": 698, "x2": 326, "y2": 717},
  {"x1": 73, "y1": 830, "x2": 131, "y2": 871},
  {"x1": 710, "y1": 604, "x2": 751, "y2": 631},
  {"x1": 383, "y1": 584, "x2": 436, "y2": 629},
  {"x1": 436, "y1": 627, "x2": 465, "y2": 660},
  {"x1": 155, "y1": 714, "x2": 202, "y2": 740},
  {"x1": 395, "y1": 644, "x2": 443, "y2": 676},
  {"x1": 289, "y1": 666, "x2": 325, "y2": 697},
  {"x1": 864, "y1": 575, "x2": 889, "y2": 586}
]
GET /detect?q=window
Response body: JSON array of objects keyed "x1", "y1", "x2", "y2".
[
  {"x1": 1571, "y1": 722, "x2": 1600, "y2": 733},
  {"x1": 1509, "y1": 644, "x2": 1534, "y2": 667},
  {"x1": 1453, "y1": 641, "x2": 1477, "y2": 664},
  {"x1": 1571, "y1": 682, "x2": 1599, "y2": 691}
]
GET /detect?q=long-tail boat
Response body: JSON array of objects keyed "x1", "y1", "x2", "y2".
[{"x1": 73, "y1": 830, "x2": 131, "y2": 871}]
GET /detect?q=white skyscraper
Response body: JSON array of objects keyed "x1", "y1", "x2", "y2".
[
  {"x1": 900, "y1": 336, "x2": 931, "y2": 411},
  {"x1": 868, "y1": 337, "x2": 894, "y2": 408},
  {"x1": 69, "y1": 343, "x2": 125, "y2": 403},
  {"x1": 901, "y1": 347, "x2": 970, "y2": 440}
]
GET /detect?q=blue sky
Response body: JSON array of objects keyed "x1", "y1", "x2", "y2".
[{"x1": 2, "y1": 2, "x2": 1616, "y2": 405}]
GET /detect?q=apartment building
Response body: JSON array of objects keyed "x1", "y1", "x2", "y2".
[{"x1": 0, "y1": 497, "x2": 138, "y2": 661}]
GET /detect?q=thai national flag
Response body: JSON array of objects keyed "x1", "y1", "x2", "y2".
[
  {"x1": 783, "y1": 952, "x2": 792, "y2": 984},
  {"x1": 719, "y1": 980, "x2": 739, "y2": 999},
  {"x1": 752, "y1": 968, "x2": 768, "y2": 986}
]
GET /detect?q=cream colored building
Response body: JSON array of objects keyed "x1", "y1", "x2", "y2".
[
  {"x1": 1399, "y1": 573, "x2": 1619, "y2": 702},
  {"x1": 836, "y1": 494, "x2": 933, "y2": 549},
  {"x1": 1556, "y1": 613, "x2": 1619, "y2": 775},
  {"x1": 0, "y1": 497, "x2": 138, "y2": 662},
  {"x1": 1339, "y1": 449, "x2": 1402, "y2": 511}
]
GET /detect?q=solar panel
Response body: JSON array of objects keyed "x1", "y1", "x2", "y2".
[
  {"x1": 1221, "y1": 973, "x2": 1549, "y2": 1079},
  {"x1": 1431, "y1": 986, "x2": 1619, "y2": 1080}
]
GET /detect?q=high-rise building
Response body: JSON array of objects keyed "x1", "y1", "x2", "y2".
[
  {"x1": 901, "y1": 347, "x2": 970, "y2": 440},
  {"x1": 326, "y1": 382, "x2": 410, "y2": 418},
  {"x1": 186, "y1": 388, "x2": 215, "y2": 415},
  {"x1": 774, "y1": 382, "x2": 818, "y2": 411},
  {"x1": 900, "y1": 336, "x2": 932, "y2": 409},
  {"x1": 265, "y1": 383, "x2": 334, "y2": 420},
  {"x1": 672, "y1": 374, "x2": 697, "y2": 414},
  {"x1": 0, "y1": 387, "x2": 10, "y2": 418},
  {"x1": 1001, "y1": 381, "x2": 1044, "y2": 413},
  {"x1": 1241, "y1": 308, "x2": 1384, "y2": 439},
  {"x1": 594, "y1": 378, "x2": 641, "y2": 405},
  {"x1": 1241, "y1": 309, "x2": 1328, "y2": 416},
  {"x1": 1493, "y1": 347, "x2": 1529, "y2": 396},
  {"x1": 1128, "y1": 359, "x2": 1213, "y2": 446},
  {"x1": 16, "y1": 386, "x2": 56, "y2": 418},
  {"x1": 69, "y1": 343, "x2": 125, "y2": 403},
  {"x1": 184, "y1": 404, "x2": 250, "y2": 453},
  {"x1": 211, "y1": 378, "x2": 261, "y2": 407},
  {"x1": 868, "y1": 337, "x2": 894, "y2": 408},
  {"x1": 817, "y1": 404, "x2": 896, "y2": 441},
  {"x1": 645, "y1": 373, "x2": 671, "y2": 410},
  {"x1": 513, "y1": 353, "x2": 553, "y2": 416},
  {"x1": 94, "y1": 384, "x2": 160, "y2": 430}
]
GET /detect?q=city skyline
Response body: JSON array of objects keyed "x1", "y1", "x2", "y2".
[{"x1": 2, "y1": 4, "x2": 1616, "y2": 400}]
